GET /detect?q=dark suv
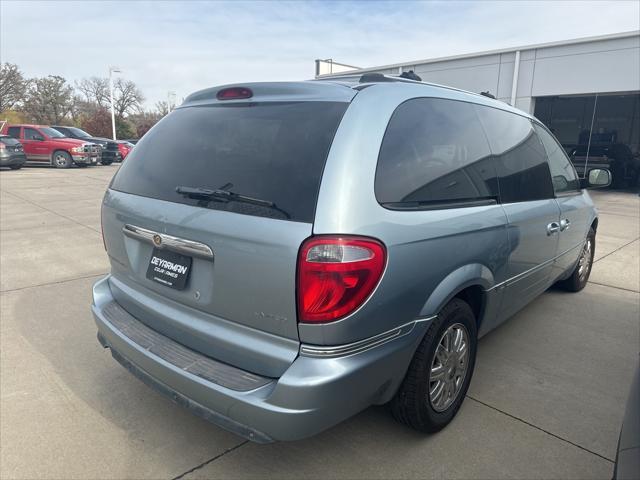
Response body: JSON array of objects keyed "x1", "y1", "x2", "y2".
[
  {"x1": 570, "y1": 133, "x2": 638, "y2": 188},
  {"x1": 51, "y1": 126, "x2": 122, "y2": 165}
]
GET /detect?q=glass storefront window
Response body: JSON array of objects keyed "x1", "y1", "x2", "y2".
[{"x1": 534, "y1": 92, "x2": 640, "y2": 188}]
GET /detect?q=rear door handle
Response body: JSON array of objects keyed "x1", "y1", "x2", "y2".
[
  {"x1": 560, "y1": 218, "x2": 571, "y2": 231},
  {"x1": 547, "y1": 222, "x2": 560, "y2": 235}
]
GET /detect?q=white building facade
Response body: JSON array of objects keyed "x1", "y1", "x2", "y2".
[{"x1": 316, "y1": 31, "x2": 640, "y2": 169}]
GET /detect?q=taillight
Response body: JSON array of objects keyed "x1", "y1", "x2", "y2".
[
  {"x1": 297, "y1": 236, "x2": 386, "y2": 323},
  {"x1": 0, "y1": 143, "x2": 5, "y2": 150},
  {"x1": 216, "y1": 87, "x2": 253, "y2": 100}
]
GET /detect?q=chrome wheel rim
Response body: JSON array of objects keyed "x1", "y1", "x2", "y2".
[
  {"x1": 54, "y1": 154, "x2": 66, "y2": 167},
  {"x1": 577, "y1": 238, "x2": 593, "y2": 282},
  {"x1": 429, "y1": 323, "x2": 470, "y2": 412}
]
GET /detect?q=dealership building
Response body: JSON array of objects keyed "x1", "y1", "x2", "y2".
[{"x1": 316, "y1": 31, "x2": 640, "y2": 182}]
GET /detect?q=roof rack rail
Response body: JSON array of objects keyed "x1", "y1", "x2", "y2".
[{"x1": 359, "y1": 72, "x2": 423, "y2": 84}]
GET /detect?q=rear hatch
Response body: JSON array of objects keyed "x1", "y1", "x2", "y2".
[{"x1": 102, "y1": 83, "x2": 353, "y2": 376}]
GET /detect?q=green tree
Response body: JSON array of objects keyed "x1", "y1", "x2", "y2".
[
  {"x1": 21, "y1": 75, "x2": 74, "y2": 124},
  {"x1": 0, "y1": 63, "x2": 28, "y2": 113},
  {"x1": 115, "y1": 117, "x2": 135, "y2": 139}
]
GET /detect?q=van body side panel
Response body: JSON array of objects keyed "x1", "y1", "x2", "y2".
[
  {"x1": 497, "y1": 200, "x2": 561, "y2": 322},
  {"x1": 307, "y1": 85, "x2": 511, "y2": 345},
  {"x1": 553, "y1": 191, "x2": 595, "y2": 280}
]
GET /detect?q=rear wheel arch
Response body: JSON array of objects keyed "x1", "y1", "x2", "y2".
[
  {"x1": 453, "y1": 285, "x2": 486, "y2": 331},
  {"x1": 419, "y1": 263, "x2": 493, "y2": 331},
  {"x1": 591, "y1": 217, "x2": 599, "y2": 233}
]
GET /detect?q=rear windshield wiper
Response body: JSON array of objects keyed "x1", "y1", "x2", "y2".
[{"x1": 175, "y1": 185, "x2": 290, "y2": 219}]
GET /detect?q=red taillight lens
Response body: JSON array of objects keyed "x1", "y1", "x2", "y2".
[
  {"x1": 297, "y1": 236, "x2": 386, "y2": 323},
  {"x1": 0, "y1": 143, "x2": 5, "y2": 150},
  {"x1": 216, "y1": 87, "x2": 253, "y2": 100}
]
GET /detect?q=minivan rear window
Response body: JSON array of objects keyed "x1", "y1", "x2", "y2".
[{"x1": 111, "y1": 102, "x2": 348, "y2": 223}]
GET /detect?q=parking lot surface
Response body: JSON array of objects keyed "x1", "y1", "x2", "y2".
[{"x1": 1, "y1": 166, "x2": 638, "y2": 479}]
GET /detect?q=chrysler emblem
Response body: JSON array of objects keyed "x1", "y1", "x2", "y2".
[{"x1": 153, "y1": 234, "x2": 162, "y2": 247}]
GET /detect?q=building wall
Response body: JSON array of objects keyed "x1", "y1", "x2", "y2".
[{"x1": 317, "y1": 32, "x2": 640, "y2": 115}]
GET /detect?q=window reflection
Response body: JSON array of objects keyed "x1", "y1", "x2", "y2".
[{"x1": 534, "y1": 93, "x2": 640, "y2": 187}]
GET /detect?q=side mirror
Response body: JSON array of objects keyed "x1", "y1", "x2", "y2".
[{"x1": 581, "y1": 168, "x2": 611, "y2": 189}]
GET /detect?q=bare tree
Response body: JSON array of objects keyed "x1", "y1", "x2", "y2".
[
  {"x1": 21, "y1": 75, "x2": 74, "y2": 124},
  {"x1": 154, "y1": 100, "x2": 170, "y2": 116},
  {"x1": 113, "y1": 78, "x2": 144, "y2": 119},
  {"x1": 127, "y1": 110, "x2": 163, "y2": 138},
  {"x1": 0, "y1": 63, "x2": 28, "y2": 112},
  {"x1": 76, "y1": 77, "x2": 110, "y2": 107}
]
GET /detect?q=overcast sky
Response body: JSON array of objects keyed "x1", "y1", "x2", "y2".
[{"x1": 2, "y1": 1, "x2": 639, "y2": 108}]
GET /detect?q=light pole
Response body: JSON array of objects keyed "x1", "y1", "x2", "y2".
[
  {"x1": 167, "y1": 91, "x2": 176, "y2": 113},
  {"x1": 108, "y1": 66, "x2": 121, "y2": 140}
]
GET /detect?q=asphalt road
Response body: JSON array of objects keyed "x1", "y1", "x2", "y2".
[{"x1": 1, "y1": 166, "x2": 638, "y2": 479}]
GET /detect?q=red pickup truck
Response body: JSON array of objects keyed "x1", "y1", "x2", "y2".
[{"x1": 1, "y1": 124, "x2": 99, "y2": 168}]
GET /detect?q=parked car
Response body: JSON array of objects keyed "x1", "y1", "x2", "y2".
[
  {"x1": 123, "y1": 138, "x2": 139, "y2": 145},
  {"x1": 92, "y1": 77, "x2": 610, "y2": 443},
  {"x1": 50, "y1": 126, "x2": 122, "y2": 165},
  {"x1": 570, "y1": 137, "x2": 638, "y2": 189},
  {"x1": 0, "y1": 135, "x2": 27, "y2": 170},
  {"x1": 613, "y1": 356, "x2": 640, "y2": 480},
  {"x1": 1, "y1": 124, "x2": 99, "y2": 168},
  {"x1": 117, "y1": 141, "x2": 134, "y2": 160}
]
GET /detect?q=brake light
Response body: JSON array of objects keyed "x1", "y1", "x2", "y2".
[
  {"x1": 216, "y1": 87, "x2": 253, "y2": 100},
  {"x1": 297, "y1": 236, "x2": 386, "y2": 323},
  {"x1": 0, "y1": 143, "x2": 5, "y2": 150}
]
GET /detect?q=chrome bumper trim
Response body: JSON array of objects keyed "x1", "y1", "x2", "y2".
[{"x1": 300, "y1": 315, "x2": 436, "y2": 358}]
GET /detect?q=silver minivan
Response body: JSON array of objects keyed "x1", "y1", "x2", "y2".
[{"x1": 92, "y1": 76, "x2": 610, "y2": 442}]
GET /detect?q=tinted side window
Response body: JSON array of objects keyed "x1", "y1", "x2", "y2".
[
  {"x1": 7, "y1": 127, "x2": 20, "y2": 138},
  {"x1": 475, "y1": 106, "x2": 554, "y2": 203},
  {"x1": 375, "y1": 98, "x2": 498, "y2": 207},
  {"x1": 533, "y1": 123, "x2": 580, "y2": 194},
  {"x1": 24, "y1": 128, "x2": 42, "y2": 140}
]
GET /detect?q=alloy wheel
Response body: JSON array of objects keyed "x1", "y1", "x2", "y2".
[
  {"x1": 54, "y1": 154, "x2": 67, "y2": 167},
  {"x1": 578, "y1": 238, "x2": 593, "y2": 282},
  {"x1": 429, "y1": 323, "x2": 470, "y2": 412}
]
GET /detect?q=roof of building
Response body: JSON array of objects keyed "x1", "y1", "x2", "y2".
[{"x1": 317, "y1": 30, "x2": 640, "y2": 78}]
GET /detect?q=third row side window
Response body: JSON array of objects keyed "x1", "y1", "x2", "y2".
[
  {"x1": 533, "y1": 123, "x2": 580, "y2": 194},
  {"x1": 475, "y1": 105, "x2": 555, "y2": 203},
  {"x1": 375, "y1": 97, "x2": 499, "y2": 207}
]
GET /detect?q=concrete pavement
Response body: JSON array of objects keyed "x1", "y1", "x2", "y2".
[{"x1": 1, "y1": 166, "x2": 638, "y2": 479}]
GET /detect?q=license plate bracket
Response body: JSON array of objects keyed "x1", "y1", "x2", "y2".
[{"x1": 146, "y1": 248, "x2": 192, "y2": 290}]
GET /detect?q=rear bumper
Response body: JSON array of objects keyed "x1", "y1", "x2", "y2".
[
  {"x1": 72, "y1": 154, "x2": 98, "y2": 165},
  {"x1": 100, "y1": 151, "x2": 121, "y2": 163},
  {"x1": 91, "y1": 275, "x2": 429, "y2": 442},
  {"x1": 0, "y1": 153, "x2": 26, "y2": 167}
]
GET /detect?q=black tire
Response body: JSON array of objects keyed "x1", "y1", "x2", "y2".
[
  {"x1": 9, "y1": 165, "x2": 22, "y2": 170},
  {"x1": 557, "y1": 227, "x2": 595, "y2": 292},
  {"x1": 52, "y1": 151, "x2": 73, "y2": 169},
  {"x1": 390, "y1": 298, "x2": 477, "y2": 433},
  {"x1": 610, "y1": 162, "x2": 626, "y2": 189},
  {"x1": 101, "y1": 159, "x2": 113, "y2": 166}
]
